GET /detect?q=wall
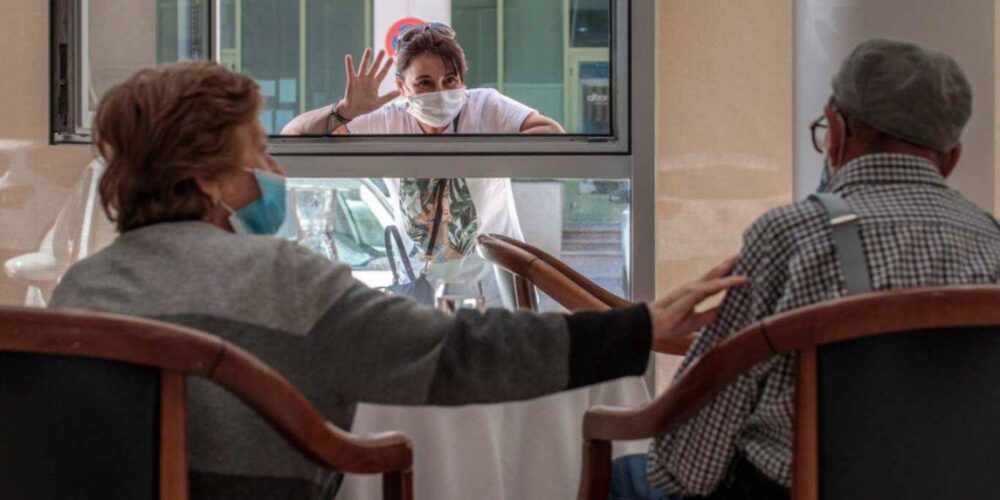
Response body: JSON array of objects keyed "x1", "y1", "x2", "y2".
[
  {"x1": 655, "y1": 0, "x2": 795, "y2": 388},
  {"x1": 997, "y1": 1, "x2": 1000, "y2": 214},
  {"x1": 795, "y1": 0, "x2": 996, "y2": 211},
  {"x1": 0, "y1": 1, "x2": 93, "y2": 305}
]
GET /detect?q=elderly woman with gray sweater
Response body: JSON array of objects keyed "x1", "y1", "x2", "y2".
[{"x1": 50, "y1": 61, "x2": 744, "y2": 500}]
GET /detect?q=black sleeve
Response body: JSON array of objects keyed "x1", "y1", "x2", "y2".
[{"x1": 564, "y1": 304, "x2": 652, "y2": 389}]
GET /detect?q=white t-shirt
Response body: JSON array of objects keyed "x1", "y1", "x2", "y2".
[
  {"x1": 347, "y1": 88, "x2": 532, "y2": 283},
  {"x1": 346, "y1": 87, "x2": 534, "y2": 134}
]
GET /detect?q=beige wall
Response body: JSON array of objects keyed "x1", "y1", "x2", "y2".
[
  {"x1": 0, "y1": 1, "x2": 92, "y2": 305},
  {"x1": 655, "y1": 0, "x2": 794, "y2": 389}
]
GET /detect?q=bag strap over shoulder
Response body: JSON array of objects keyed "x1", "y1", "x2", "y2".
[
  {"x1": 384, "y1": 226, "x2": 416, "y2": 285},
  {"x1": 810, "y1": 193, "x2": 873, "y2": 295}
]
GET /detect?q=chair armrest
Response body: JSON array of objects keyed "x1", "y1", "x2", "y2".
[
  {"x1": 321, "y1": 425, "x2": 413, "y2": 474},
  {"x1": 211, "y1": 341, "x2": 414, "y2": 475},
  {"x1": 653, "y1": 333, "x2": 695, "y2": 356},
  {"x1": 583, "y1": 323, "x2": 772, "y2": 441}
]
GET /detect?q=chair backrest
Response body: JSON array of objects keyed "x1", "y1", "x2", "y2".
[
  {"x1": 577, "y1": 286, "x2": 1000, "y2": 500},
  {"x1": 478, "y1": 233, "x2": 611, "y2": 311},
  {"x1": 0, "y1": 352, "x2": 161, "y2": 499},
  {"x1": 478, "y1": 233, "x2": 692, "y2": 355},
  {"x1": 0, "y1": 306, "x2": 413, "y2": 500},
  {"x1": 478, "y1": 233, "x2": 630, "y2": 310},
  {"x1": 767, "y1": 287, "x2": 1000, "y2": 500},
  {"x1": 813, "y1": 326, "x2": 1000, "y2": 500}
]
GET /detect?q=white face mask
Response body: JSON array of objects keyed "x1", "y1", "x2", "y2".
[{"x1": 406, "y1": 88, "x2": 468, "y2": 128}]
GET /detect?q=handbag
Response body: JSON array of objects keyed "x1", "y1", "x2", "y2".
[{"x1": 383, "y1": 180, "x2": 447, "y2": 305}]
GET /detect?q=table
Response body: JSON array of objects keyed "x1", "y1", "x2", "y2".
[{"x1": 338, "y1": 376, "x2": 651, "y2": 500}]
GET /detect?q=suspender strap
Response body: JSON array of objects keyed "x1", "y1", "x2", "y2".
[{"x1": 810, "y1": 193, "x2": 873, "y2": 295}]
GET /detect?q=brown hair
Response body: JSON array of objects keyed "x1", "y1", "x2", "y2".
[
  {"x1": 94, "y1": 61, "x2": 261, "y2": 233},
  {"x1": 395, "y1": 23, "x2": 468, "y2": 80}
]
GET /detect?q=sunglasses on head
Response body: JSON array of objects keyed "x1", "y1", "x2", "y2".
[{"x1": 399, "y1": 23, "x2": 456, "y2": 43}]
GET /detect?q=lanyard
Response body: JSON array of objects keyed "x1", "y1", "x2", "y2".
[
  {"x1": 421, "y1": 180, "x2": 447, "y2": 272},
  {"x1": 414, "y1": 114, "x2": 459, "y2": 271}
]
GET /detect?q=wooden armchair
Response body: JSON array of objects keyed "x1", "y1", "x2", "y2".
[
  {"x1": 0, "y1": 306, "x2": 413, "y2": 500},
  {"x1": 578, "y1": 286, "x2": 1000, "y2": 500},
  {"x1": 477, "y1": 233, "x2": 691, "y2": 355}
]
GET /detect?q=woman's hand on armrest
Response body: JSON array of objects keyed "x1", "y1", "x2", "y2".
[{"x1": 647, "y1": 256, "x2": 747, "y2": 353}]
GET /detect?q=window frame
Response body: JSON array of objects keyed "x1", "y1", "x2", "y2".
[
  {"x1": 51, "y1": 0, "x2": 629, "y2": 154},
  {"x1": 51, "y1": 0, "x2": 82, "y2": 144},
  {"x1": 49, "y1": 0, "x2": 656, "y2": 304}
]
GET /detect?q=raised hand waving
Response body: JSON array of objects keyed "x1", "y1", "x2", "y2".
[{"x1": 335, "y1": 48, "x2": 402, "y2": 120}]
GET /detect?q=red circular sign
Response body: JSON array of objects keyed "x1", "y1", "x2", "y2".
[{"x1": 385, "y1": 17, "x2": 426, "y2": 57}]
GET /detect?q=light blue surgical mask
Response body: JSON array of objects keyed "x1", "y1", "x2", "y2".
[
  {"x1": 222, "y1": 168, "x2": 287, "y2": 235},
  {"x1": 816, "y1": 164, "x2": 831, "y2": 193}
]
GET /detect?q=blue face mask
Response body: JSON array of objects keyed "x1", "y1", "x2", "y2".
[
  {"x1": 223, "y1": 168, "x2": 287, "y2": 235},
  {"x1": 816, "y1": 164, "x2": 831, "y2": 192}
]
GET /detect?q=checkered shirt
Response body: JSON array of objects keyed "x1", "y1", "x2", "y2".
[{"x1": 647, "y1": 154, "x2": 1000, "y2": 496}]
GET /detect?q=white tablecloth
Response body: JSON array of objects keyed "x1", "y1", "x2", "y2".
[{"x1": 337, "y1": 377, "x2": 651, "y2": 500}]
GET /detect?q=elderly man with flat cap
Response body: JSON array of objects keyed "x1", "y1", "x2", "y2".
[{"x1": 610, "y1": 38, "x2": 1000, "y2": 500}]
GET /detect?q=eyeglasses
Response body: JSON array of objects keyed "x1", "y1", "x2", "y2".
[
  {"x1": 809, "y1": 108, "x2": 852, "y2": 154},
  {"x1": 809, "y1": 115, "x2": 829, "y2": 154},
  {"x1": 398, "y1": 23, "x2": 456, "y2": 44}
]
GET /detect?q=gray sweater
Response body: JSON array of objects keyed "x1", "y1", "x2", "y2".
[{"x1": 50, "y1": 221, "x2": 650, "y2": 499}]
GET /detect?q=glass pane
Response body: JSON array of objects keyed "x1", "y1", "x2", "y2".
[
  {"x1": 570, "y1": 0, "x2": 611, "y2": 48},
  {"x1": 452, "y1": 0, "x2": 499, "y2": 88},
  {"x1": 286, "y1": 178, "x2": 393, "y2": 286},
  {"x1": 285, "y1": 177, "x2": 630, "y2": 309},
  {"x1": 80, "y1": 1, "x2": 614, "y2": 137},
  {"x1": 81, "y1": 0, "x2": 208, "y2": 129},
  {"x1": 218, "y1": 0, "x2": 238, "y2": 70},
  {"x1": 154, "y1": 0, "x2": 210, "y2": 63},
  {"x1": 527, "y1": 178, "x2": 629, "y2": 310},
  {"x1": 237, "y1": 0, "x2": 304, "y2": 134}
]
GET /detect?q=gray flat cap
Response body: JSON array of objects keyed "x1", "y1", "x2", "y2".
[{"x1": 832, "y1": 37, "x2": 972, "y2": 152}]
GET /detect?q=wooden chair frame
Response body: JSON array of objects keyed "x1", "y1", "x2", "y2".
[
  {"x1": 0, "y1": 306, "x2": 414, "y2": 500},
  {"x1": 575, "y1": 286, "x2": 1000, "y2": 500},
  {"x1": 477, "y1": 233, "x2": 692, "y2": 355}
]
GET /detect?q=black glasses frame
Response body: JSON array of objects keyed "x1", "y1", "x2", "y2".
[
  {"x1": 810, "y1": 115, "x2": 829, "y2": 154},
  {"x1": 809, "y1": 108, "x2": 852, "y2": 154}
]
